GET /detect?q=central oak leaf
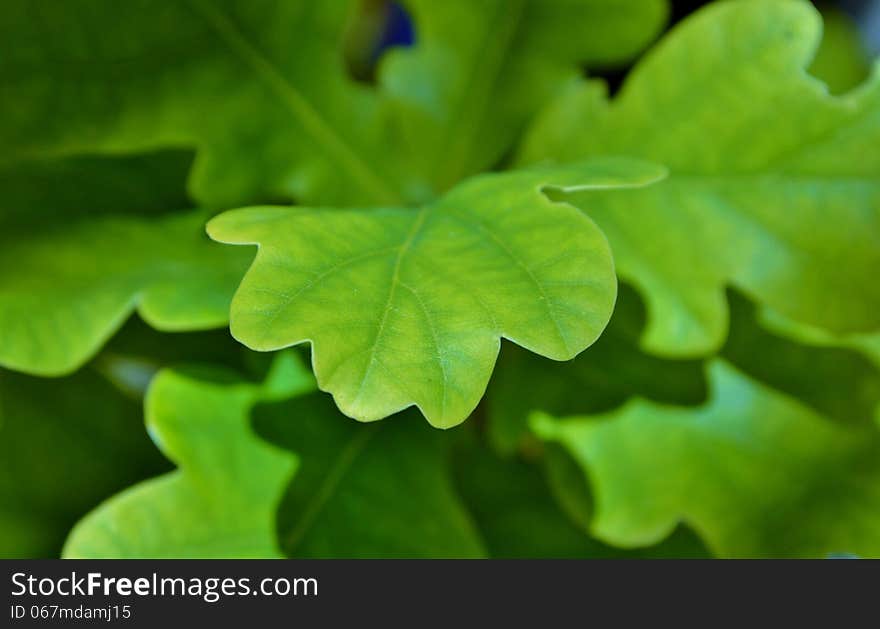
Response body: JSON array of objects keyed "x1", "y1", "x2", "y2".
[{"x1": 208, "y1": 159, "x2": 665, "y2": 427}]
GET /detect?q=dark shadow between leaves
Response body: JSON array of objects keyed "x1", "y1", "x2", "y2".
[
  {"x1": 0, "y1": 367, "x2": 172, "y2": 558},
  {"x1": 0, "y1": 149, "x2": 196, "y2": 230},
  {"x1": 451, "y1": 433, "x2": 710, "y2": 558},
  {"x1": 487, "y1": 283, "x2": 709, "y2": 454},
  {"x1": 722, "y1": 289, "x2": 880, "y2": 426},
  {"x1": 252, "y1": 392, "x2": 479, "y2": 558}
]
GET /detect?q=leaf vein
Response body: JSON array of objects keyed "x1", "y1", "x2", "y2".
[{"x1": 187, "y1": 0, "x2": 400, "y2": 203}]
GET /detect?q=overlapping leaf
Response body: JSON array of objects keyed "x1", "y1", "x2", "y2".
[
  {"x1": 93, "y1": 317, "x2": 260, "y2": 399},
  {"x1": 452, "y1": 437, "x2": 709, "y2": 558},
  {"x1": 0, "y1": 152, "x2": 249, "y2": 375},
  {"x1": 59, "y1": 320, "x2": 712, "y2": 560},
  {"x1": 723, "y1": 292, "x2": 880, "y2": 425},
  {"x1": 208, "y1": 160, "x2": 665, "y2": 427},
  {"x1": 383, "y1": 0, "x2": 668, "y2": 197},
  {"x1": 63, "y1": 353, "x2": 313, "y2": 558},
  {"x1": 0, "y1": 0, "x2": 668, "y2": 379},
  {"x1": 1, "y1": 0, "x2": 400, "y2": 206},
  {"x1": 64, "y1": 354, "x2": 714, "y2": 558},
  {"x1": 0, "y1": 367, "x2": 169, "y2": 558},
  {"x1": 63, "y1": 354, "x2": 486, "y2": 558},
  {"x1": 488, "y1": 284, "x2": 880, "y2": 557},
  {"x1": 533, "y1": 361, "x2": 880, "y2": 558},
  {"x1": 10, "y1": 0, "x2": 880, "y2": 561},
  {"x1": 520, "y1": 0, "x2": 880, "y2": 355},
  {"x1": 254, "y1": 395, "x2": 486, "y2": 558},
  {"x1": 1, "y1": 0, "x2": 666, "y2": 207},
  {"x1": 487, "y1": 284, "x2": 707, "y2": 454}
]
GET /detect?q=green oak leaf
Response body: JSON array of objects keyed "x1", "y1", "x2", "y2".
[
  {"x1": 452, "y1": 436, "x2": 710, "y2": 558},
  {"x1": 533, "y1": 361, "x2": 880, "y2": 558},
  {"x1": 487, "y1": 284, "x2": 707, "y2": 454},
  {"x1": 0, "y1": 0, "x2": 405, "y2": 207},
  {"x1": 520, "y1": 0, "x2": 880, "y2": 355},
  {"x1": 0, "y1": 152, "x2": 249, "y2": 376},
  {"x1": 63, "y1": 352, "x2": 314, "y2": 559},
  {"x1": 254, "y1": 394, "x2": 486, "y2": 558},
  {"x1": 521, "y1": 287, "x2": 880, "y2": 552},
  {"x1": 208, "y1": 160, "x2": 666, "y2": 427},
  {"x1": 383, "y1": 0, "x2": 668, "y2": 197},
  {"x1": 0, "y1": 367, "x2": 170, "y2": 558},
  {"x1": 1, "y1": 0, "x2": 667, "y2": 207}
]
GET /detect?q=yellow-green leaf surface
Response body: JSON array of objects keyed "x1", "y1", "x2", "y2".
[
  {"x1": 63, "y1": 353, "x2": 313, "y2": 559},
  {"x1": 1, "y1": 0, "x2": 666, "y2": 207},
  {"x1": 533, "y1": 361, "x2": 880, "y2": 558},
  {"x1": 209, "y1": 160, "x2": 665, "y2": 427},
  {"x1": 0, "y1": 153, "x2": 249, "y2": 376},
  {"x1": 520, "y1": 0, "x2": 880, "y2": 355}
]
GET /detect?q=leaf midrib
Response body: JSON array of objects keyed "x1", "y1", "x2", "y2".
[
  {"x1": 352, "y1": 209, "x2": 430, "y2": 407},
  {"x1": 187, "y1": 0, "x2": 402, "y2": 204},
  {"x1": 283, "y1": 424, "x2": 379, "y2": 554}
]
